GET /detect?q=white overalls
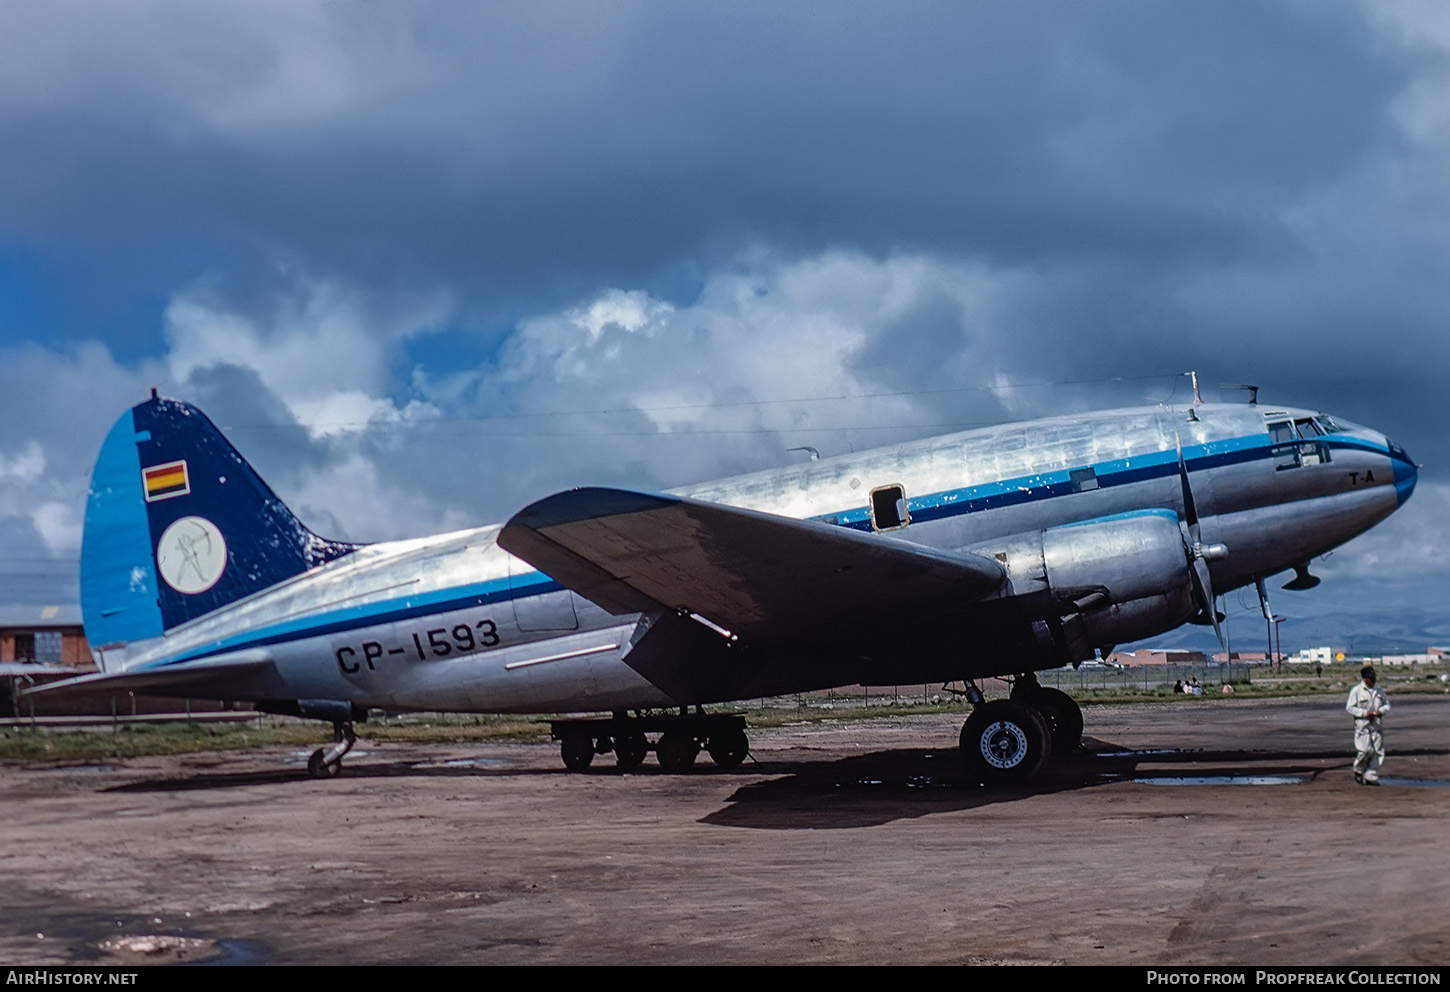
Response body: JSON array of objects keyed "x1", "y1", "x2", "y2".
[{"x1": 1345, "y1": 681, "x2": 1389, "y2": 783}]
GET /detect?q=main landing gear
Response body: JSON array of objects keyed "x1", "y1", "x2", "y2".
[
  {"x1": 958, "y1": 674, "x2": 1084, "y2": 785},
  {"x1": 552, "y1": 709, "x2": 750, "y2": 773}
]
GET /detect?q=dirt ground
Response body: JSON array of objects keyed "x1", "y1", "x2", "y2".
[{"x1": 1, "y1": 695, "x2": 1447, "y2": 967}]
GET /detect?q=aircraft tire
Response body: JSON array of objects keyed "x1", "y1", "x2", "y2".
[
  {"x1": 656, "y1": 732, "x2": 699, "y2": 773},
  {"x1": 614, "y1": 734, "x2": 648, "y2": 770},
  {"x1": 308, "y1": 748, "x2": 340, "y2": 779},
  {"x1": 560, "y1": 734, "x2": 596, "y2": 772},
  {"x1": 960, "y1": 700, "x2": 1050, "y2": 785},
  {"x1": 1032, "y1": 687, "x2": 1084, "y2": 756},
  {"x1": 706, "y1": 727, "x2": 749, "y2": 769}
]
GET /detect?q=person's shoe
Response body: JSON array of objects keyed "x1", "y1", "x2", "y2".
[{"x1": 1354, "y1": 772, "x2": 1364, "y2": 784}]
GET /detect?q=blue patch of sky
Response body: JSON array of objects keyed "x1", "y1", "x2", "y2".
[
  {"x1": 401, "y1": 322, "x2": 500, "y2": 374},
  {"x1": 0, "y1": 242, "x2": 205, "y2": 365},
  {"x1": 0, "y1": 246, "x2": 46, "y2": 341},
  {"x1": 638, "y1": 259, "x2": 707, "y2": 311},
  {"x1": 395, "y1": 318, "x2": 512, "y2": 413}
]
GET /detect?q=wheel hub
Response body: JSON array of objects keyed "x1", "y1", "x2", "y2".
[{"x1": 979, "y1": 720, "x2": 1028, "y2": 769}]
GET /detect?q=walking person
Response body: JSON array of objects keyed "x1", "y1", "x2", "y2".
[{"x1": 1346, "y1": 665, "x2": 1389, "y2": 785}]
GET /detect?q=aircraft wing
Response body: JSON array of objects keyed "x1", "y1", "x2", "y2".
[{"x1": 499, "y1": 487, "x2": 1005, "y2": 645}]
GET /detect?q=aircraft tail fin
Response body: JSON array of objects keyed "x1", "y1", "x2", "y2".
[{"x1": 81, "y1": 393, "x2": 362, "y2": 655}]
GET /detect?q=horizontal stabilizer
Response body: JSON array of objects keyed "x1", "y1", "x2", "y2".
[
  {"x1": 20, "y1": 651, "x2": 275, "y2": 699},
  {"x1": 0, "y1": 663, "x2": 85, "y2": 678},
  {"x1": 500, "y1": 487, "x2": 1005, "y2": 645}
]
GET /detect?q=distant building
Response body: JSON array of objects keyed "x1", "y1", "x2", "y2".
[
  {"x1": 1, "y1": 607, "x2": 246, "y2": 719},
  {"x1": 1286, "y1": 647, "x2": 1445, "y2": 667},
  {"x1": 1212, "y1": 652, "x2": 1270, "y2": 663},
  {"x1": 0, "y1": 606, "x2": 94, "y2": 669},
  {"x1": 1106, "y1": 648, "x2": 1207, "y2": 666},
  {"x1": 1373, "y1": 653, "x2": 1438, "y2": 666},
  {"x1": 1293, "y1": 647, "x2": 1347, "y2": 666},
  {"x1": 0, "y1": 607, "x2": 96, "y2": 719}
]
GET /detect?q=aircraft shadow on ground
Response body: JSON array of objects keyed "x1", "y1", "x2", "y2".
[
  {"x1": 699, "y1": 747, "x2": 1091, "y2": 829},
  {"x1": 698, "y1": 737, "x2": 1450, "y2": 830}
]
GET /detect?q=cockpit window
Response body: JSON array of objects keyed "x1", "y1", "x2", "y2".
[
  {"x1": 1319, "y1": 414, "x2": 1372, "y2": 433},
  {"x1": 1269, "y1": 419, "x2": 1332, "y2": 471},
  {"x1": 1271, "y1": 418, "x2": 1329, "y2": 441},
  {"x1": 1314, "y1": 415, "x2": 1346, "y2": 434}
]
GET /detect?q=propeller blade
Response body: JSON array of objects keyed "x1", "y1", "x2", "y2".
[
  {"x1": 1177, "y1": 432, "x2": 1224, "y2": 647},
  {"x1": 1175, "y1": 433, "x2": 1199, "y2": 533},
  {"x1": 1192, "y1": 556, "x2": 1225, "y2": 648}
]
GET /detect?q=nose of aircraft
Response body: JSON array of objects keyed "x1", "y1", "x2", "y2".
[{"x1": 1386, "y1": 437, "x2": 1418, "y2": 505}]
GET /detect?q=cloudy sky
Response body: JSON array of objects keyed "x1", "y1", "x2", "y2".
[{"x1": 2, "y1": 1, "x2": 1447, "y2": 652}]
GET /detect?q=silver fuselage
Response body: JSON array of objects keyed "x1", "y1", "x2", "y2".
[{"x1": 100, "y1": 403, "x2": 1416, "y2": 712}]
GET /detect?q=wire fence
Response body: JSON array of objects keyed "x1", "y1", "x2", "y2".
[
  {"x1": 749, "y1": 663, "x2": 1255, "y2": 711},
  {"x1": 1038, "y1": 662, "x2": 1251, "y2": 694}
]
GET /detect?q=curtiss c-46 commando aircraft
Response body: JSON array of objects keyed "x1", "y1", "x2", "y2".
[{"x1": 30, "y1": 386, "x2": 1416, "y2": 783}]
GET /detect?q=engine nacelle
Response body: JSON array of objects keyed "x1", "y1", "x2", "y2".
[{"x1": 963, "y1": 510, "x2": 1198, "y2": 665}]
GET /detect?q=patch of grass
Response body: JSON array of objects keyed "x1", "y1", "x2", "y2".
[
  {"x1": 0, "y1": 721, "x2": 320, "y2": 762},
  {"x1": 0, "y1": 713, "x2": 553, "y2": 763},
  {"x1": 366, "y1": 714, "x2": 552, "y2": 743}
]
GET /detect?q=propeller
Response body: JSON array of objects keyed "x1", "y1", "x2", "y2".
[{"x1": 1175, "y1": 433, "x2": 1229, "y2": 646}]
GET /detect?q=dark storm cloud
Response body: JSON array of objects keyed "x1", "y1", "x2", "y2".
[{"x1": 0, "y1": 1, "x2": 1408, "y2": 325}]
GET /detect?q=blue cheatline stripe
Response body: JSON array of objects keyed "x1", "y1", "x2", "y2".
[
  {"x1": 140, "y1": 430, "x2": 1403, "y2": 669},
  {"x1": 143, "y1": 573, "x2": 562, "y2": 669},
  {"x1": 819, "y1": 433, "x2": 1396, "y2": 531}
]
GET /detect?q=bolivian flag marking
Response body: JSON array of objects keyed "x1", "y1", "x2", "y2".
[{"x1": 143, "y1": 460, "x2": 190, "y2": 502}]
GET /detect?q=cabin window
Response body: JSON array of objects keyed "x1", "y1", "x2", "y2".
[
  {"x1": 869, "y1": 484, "x2": 910, "y2": 532},
  {"x1": 1070, "y1": 467, "x2": 1099, "y2": 492},
  {"x1": 1269, "y1": 421, "x2": 1299, "y2": 470}
]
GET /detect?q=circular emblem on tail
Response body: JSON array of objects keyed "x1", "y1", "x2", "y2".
[{"x1": 156, "y1": 516, "x2": 228, "y2": 594}]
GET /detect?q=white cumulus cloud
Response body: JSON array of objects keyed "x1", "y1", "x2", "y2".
[{"x1": 163, "y1": 272, "x2": 450, "y2": 439}]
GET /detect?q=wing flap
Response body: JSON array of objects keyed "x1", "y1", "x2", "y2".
[{"x1": 500, "y1": 488, "x2": 1004, "y2": 643}]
